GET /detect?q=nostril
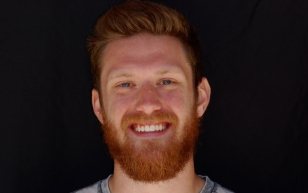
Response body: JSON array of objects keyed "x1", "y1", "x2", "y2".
[{"x1": 136, "y1": 103, "x2": 162, "y2": 115}]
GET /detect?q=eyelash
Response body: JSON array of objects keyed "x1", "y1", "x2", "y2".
[
  {"x1": 116, "y1": 82, "x2": 135, "y2": 88},
  {"x1": 159, "y1": 79, "x2": 176, "y2": 86},
  {"x1": 114, "y1": 79, "x2": 177, "y2": 89}
]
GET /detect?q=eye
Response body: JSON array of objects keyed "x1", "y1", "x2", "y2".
[
  {"x1": 116, "y1": 82, "x2": 135, "y2": 88},
  {"x1": 159, "y1": 79, "x2": 175, "y2": 86},
  {"x1": 162, "y1": 79, "x2": 172, "y2": 85}
]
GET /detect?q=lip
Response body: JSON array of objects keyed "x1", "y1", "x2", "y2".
[{"x1": 129, "y1": 122, "x2": 171, "y2": 138}]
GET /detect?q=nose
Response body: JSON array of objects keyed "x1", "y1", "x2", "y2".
[{"x1": 135, "y1": 84, "x2": 162, "y2": 115}]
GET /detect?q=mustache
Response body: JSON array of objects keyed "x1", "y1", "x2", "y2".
[{"x1": 121, "y1": 111, "x2": 179, "y2": 128}]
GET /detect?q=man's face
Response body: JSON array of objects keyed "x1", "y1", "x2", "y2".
[{"x1": 92, "y1": 33, "x2": 210, "y2": 182}]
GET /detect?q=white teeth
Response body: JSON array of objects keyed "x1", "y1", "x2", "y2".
[{"x1": 135, "y1": 124, "x2": 165, "y2": 133}]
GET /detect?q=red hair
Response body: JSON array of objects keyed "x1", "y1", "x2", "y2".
[{"x1": 88, "y1": 0, "x2": 201, "y2": 89}]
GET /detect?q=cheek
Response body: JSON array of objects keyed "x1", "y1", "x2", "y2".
[
  {"x1": 102, "y1": 94, "x2": 133, "y2": 143},
  {"x1": 161, "y1": 91, "x2": 183, "y2": 107},
  {"x1": 160, "y1": 89, "x2": 194, "y2": 116},
  {"x1": 103, "y1": 93, "x2": 134, "y2": 124},
  {"x1": 160, "y1": 90, "x2": 194, "y2": 139}
]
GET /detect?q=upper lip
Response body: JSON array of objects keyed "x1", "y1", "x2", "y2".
[{"x1": 130, "y1": 122, "x2": 170, "y2": 132}]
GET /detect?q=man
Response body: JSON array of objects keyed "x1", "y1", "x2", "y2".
[{"x1": 74, "y1": 0, "x2": 234, "y2": 193}]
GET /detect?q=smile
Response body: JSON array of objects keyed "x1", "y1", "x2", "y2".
[{"x1": 132, "y1": 123, "x2": 169, "y2": 133}]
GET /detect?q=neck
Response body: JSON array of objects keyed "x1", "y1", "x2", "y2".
[{"x1": 108, "y1": 157, "x2": 205, "y2": 193}]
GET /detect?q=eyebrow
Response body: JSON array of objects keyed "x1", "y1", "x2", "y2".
[
  {"x1": 156, "y1": 68, "x2": 186, "y2": 76},
  {"x1": 109, "y1": 72, "x2": 133, "y2": 79},
  {"x1": 105, "y1": 72, "x2": 132, "y2": 88},
  {"x1": 157, "y1": 70, "x2": 171, "y2": 75},
  {"x1": 108, "y1": 65, "x2": 185, "y2": 80}
]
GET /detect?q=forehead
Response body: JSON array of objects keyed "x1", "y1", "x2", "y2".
[{"x1": 100, "y1": 33, "x2": 192, "y2": 77}]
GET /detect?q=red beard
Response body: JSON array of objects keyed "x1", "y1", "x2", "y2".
[{"x1": 102, "y1": 109, "x2": 199, "y2": 182}]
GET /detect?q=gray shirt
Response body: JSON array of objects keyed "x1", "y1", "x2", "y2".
[{"x1": 73, "y1": 175, "x2": 234, "y2": 193}]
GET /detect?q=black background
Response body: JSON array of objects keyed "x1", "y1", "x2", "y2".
[{"x1": 1, "y1": 0, "x2": 307, "y2": 193}]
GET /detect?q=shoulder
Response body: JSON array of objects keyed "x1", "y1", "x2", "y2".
[
  {"x1": 212, "y1": 184, "x2": 234, "y2": 193},
  {"x1": 71, "y1": 176, "x2": 110, "y2": 193},
  {"x1": 200, "y1": 176, "x2": 235, "y2": 193}
]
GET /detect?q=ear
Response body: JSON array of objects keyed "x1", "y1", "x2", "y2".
[
  {"x1": 196, "y1": 77, "x2": 211, "y2": 117},
  {"x1": 92, "y1": 89, "x2": 104, "y2": 124}
]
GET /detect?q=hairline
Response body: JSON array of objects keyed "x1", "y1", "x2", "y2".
[{"x1": 95, "y1": 32, "x2": 196, "y2": 91}]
